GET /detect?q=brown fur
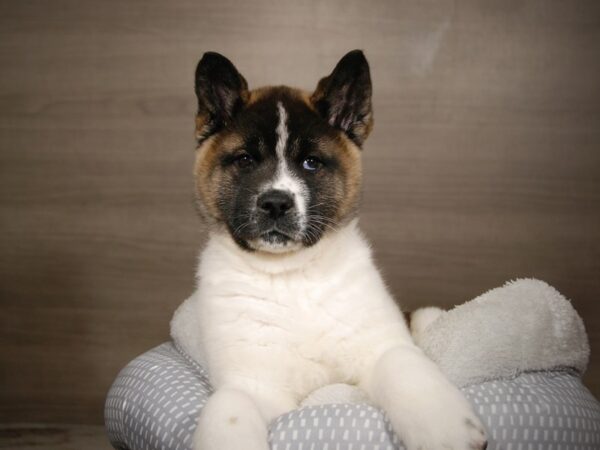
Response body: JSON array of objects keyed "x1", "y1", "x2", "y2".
[
  {"x1": 332, "y1": 134, "x2": 363, "y2": 222},
  {"x1": 194, "y1": 132, "x2": 244, "y2": 222}
]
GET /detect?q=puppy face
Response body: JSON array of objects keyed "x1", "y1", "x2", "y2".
[{"x1": 194, "y1": 51, "x2": 373, "y2": 253}]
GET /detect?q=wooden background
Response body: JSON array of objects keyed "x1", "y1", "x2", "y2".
[{"x1": 1, "y1": 0, "x2": 599, "y2": 425}]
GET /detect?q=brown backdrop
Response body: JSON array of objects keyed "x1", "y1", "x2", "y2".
[{"x1": 1, "y1": 0, "x2": 599, "y2": 425}]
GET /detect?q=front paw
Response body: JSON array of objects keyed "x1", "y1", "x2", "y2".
[
  {"x1": 193, "y1": 388, "x2": 270, "y2": 450},
  {"x1": 459, "y1": 416, "x2": 488, "y2": 450},
  {"x1": 395, "y1": 392, "x2": 487, "y2": 450},
  {"x1": 403, "y1": 415, "x2": 487, "y2": 450}
]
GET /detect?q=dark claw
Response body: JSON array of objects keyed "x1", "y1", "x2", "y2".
[{"x1": 471, "y1": 439, "x2": 488, "y2": 450}]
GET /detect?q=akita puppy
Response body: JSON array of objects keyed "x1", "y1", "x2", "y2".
[{"x1": 187, "y1": 50, "x2": 487, "y2": 450}]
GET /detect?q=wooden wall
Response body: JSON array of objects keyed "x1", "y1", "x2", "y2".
[{"x1": 1, "y1": 0, "x2": 599, "y2": 424}]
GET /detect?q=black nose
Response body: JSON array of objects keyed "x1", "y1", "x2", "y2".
[{"x1": 257, "y1": 190, "x2": 294, "y2": 219}]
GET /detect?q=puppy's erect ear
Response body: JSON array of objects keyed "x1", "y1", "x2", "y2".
[
  {"x1": 194, "y1": 52, "x2": 249, "y2": 142},
  {"x1": 311, "y1": 50, "x2": 373, "y2": 147}
]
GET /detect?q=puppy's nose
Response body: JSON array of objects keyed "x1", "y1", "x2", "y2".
[{"x1": 257, "y1": 190, "x2": 294, "y2": 219}]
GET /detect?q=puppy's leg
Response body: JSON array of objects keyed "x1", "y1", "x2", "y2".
[
  {"x1": 361, "y1": 345, "x2": 487, "y2": 450},
  {"x1": 193, "y1": 386, "x2": 293, "y2": 450}
]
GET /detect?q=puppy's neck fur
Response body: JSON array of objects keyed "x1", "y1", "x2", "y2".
[{"x1": 206, "y1": 218, "x2": 365, "y2": 275}]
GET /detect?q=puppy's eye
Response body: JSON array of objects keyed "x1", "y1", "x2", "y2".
[
  {"x1": 302, "y1": 156, "x2": 323, "y2": 172},
  {"x1": 233, "y1": 153, "x2": 255, "y2": 169}
]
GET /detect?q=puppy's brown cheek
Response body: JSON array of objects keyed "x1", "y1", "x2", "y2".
[
  {"x1": 333, "y1": 164, "x2": 362, "y2": 222},
  {"x1": 327, "y1": 135, "x2": 362, "y2": 222},
  {"x1": 195, "y1": 153, "x2": 224, "y2": 221},
  {"x1": 329, "y1": 177, "x2": 346, "y2": 219}
]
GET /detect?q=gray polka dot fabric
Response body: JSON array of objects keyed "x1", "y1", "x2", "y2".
[
  {"x1": 105, "y1": 343, "x2": 211, "y2": 450},
  {"x1": 105, "y1": 343, "x2": 600, "y2": 450}
]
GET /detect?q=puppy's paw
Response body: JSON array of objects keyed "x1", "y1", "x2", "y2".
[
  {"x1": 404, "y1": 413, "x2": 487, "y2": 450},
  {"x1": 462, "y1": 417, "x2": 488, "y2": 450},
  {"x1": 393, "y1": 388, "x2": 487, "y2": 450},
  {"x1": 193, "y1": 388, "x2": 270, "y2": 450}
]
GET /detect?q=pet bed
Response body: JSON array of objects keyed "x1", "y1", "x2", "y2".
[{"x1": 105, "y1": 279, "x2": 600, "y2": 449}]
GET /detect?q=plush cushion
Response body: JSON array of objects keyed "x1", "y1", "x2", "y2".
[{"x1": 105, "y1": 342, "x2": 600, "y2": 450}]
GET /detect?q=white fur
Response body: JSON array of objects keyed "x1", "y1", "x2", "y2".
[
  {"x1": 300, "y1": 382, "x2": 371, "y2": 407},
  {"x1": 172, "y1": 220, "x2": 487, "y2": 450},
  {"x1": 274, "y1": 102, "x2": 289, "y2": 166}
]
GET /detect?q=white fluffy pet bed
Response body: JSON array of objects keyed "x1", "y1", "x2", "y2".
[{"x1": 106, "y1": 279, "x2": 600, "y2": 450}]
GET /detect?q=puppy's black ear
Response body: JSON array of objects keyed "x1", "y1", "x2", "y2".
[
  {"x1": 194, "y1": 52, "x2": 249, "y2": 142},
  {"x1": 311, "y1": 50, "x2": 373, "y2": 147}
]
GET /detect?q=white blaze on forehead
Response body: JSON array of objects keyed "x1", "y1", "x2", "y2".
[
  {"x1": 267, "y1": 101, "x2": 308, "y2": 227},
  {"x1": 275, "y1": 101, "x2": 289, "y2": 162}
]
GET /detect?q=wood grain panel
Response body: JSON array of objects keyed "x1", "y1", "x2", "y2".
[
  {"x1": 1, "y1": 0, "x2": 599, "y2": 424},
  {"x1": 0, "y1": 424, "x2": 111, "y2": 450}
]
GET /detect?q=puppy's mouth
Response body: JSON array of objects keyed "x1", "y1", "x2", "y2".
[
  {"x1": 261, "y1": 229, "x2": 293, "y2": 244},
  {"x1": 243, "y1": 226, "x2": 303, "y2": 254}
]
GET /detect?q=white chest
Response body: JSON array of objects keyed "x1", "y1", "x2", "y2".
[{"x1": 190, "y1": 225, "x2": 409, "y2": 398}]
